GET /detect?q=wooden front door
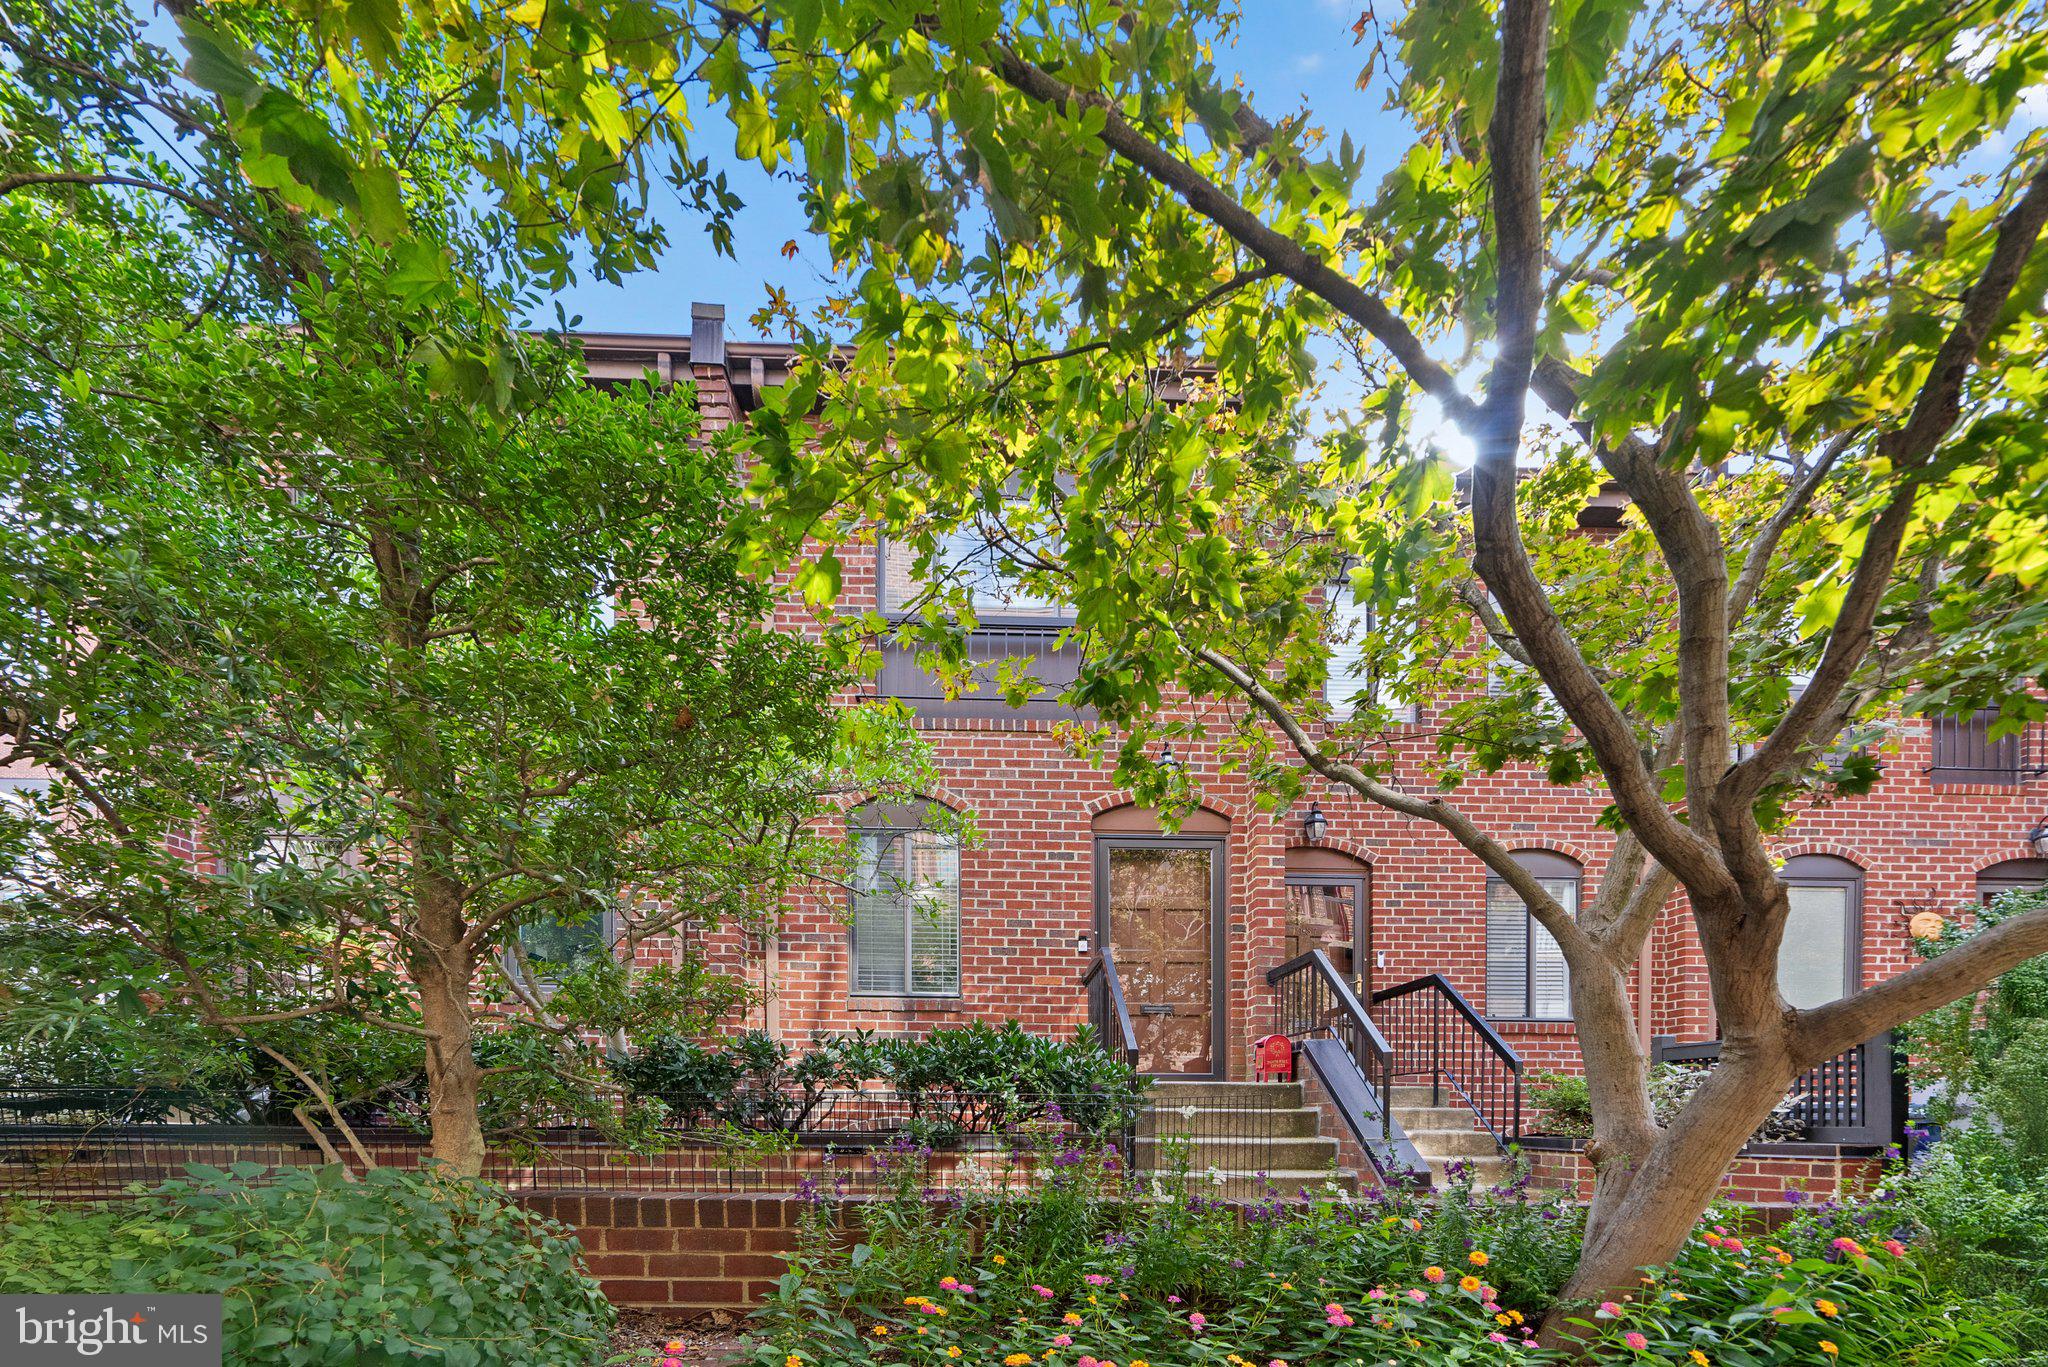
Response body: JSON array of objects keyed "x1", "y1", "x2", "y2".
[{"x1": 1098, "y1": 839, "x2": 1223, "y2": 1076}]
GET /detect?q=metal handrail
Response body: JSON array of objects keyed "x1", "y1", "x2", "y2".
[
  {"x1": 1265, "y1": 950, "x2": 1397, "y2": 1069},
  {"x1": 1372, "y1": 973, "x2": 1525, "y2": 1148},
  {"x1": 1079, "y1": 949, "x2": 1140, "y2": 1069},
  {"x1": 1264, "y1": 951, "x2": 1432, "y2": 1184}
]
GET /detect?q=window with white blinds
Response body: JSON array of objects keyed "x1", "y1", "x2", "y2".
[
  {"x1": 852, "y1": 827, "x2": 962, "y2": 996},
  {"x1": 1324, "y1": 584, "x2": 1416, "y2": 722},
  {"x1": 1485, "y1": 866, "x2": 1577, "y2": 1019}
]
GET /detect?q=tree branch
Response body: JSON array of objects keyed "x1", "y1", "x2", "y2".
[
  {"x1": 1795, "y1": 904, "x2": 2048, "y2": 1062},
  {"x1": 1726, "y1": 156, "x2": 2048, "y2": 805},
  {"x1": 1193, "y1": 644, "x2": 1594, "y2": 957}
]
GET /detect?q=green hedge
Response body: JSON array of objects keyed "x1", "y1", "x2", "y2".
[{"x1": 0, "y1": 1165, "x2": 611, "y2": 1366}]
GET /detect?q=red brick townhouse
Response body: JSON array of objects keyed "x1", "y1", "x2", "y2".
[{"x1": 580, "y1": 311, "x2": 2048, "y2": 1122}]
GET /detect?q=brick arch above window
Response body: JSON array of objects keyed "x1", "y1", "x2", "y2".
[
  {"x1": 1283, "y1": 837, "x2": 1378, "y2": 869},
  {"x1": 1494, "y1": 840, "x2": 1594, "y2": 870},
  {"x1": 1771, "y1": 842, "x2": 1871, "y2": 869},
  {"x1": 1080, "y1": 787, "x2": 1251, "y2": 824},
  {"x1": 1089, "y1": 801, "x2": 1231, "y2": 836}
]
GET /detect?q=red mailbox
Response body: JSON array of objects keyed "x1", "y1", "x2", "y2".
[{"x1": 1253, "y1": 1033, "x2": 1294, "y2": 1082}]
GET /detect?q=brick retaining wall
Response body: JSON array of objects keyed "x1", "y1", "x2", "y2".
[
  {"x1": 519, "y1": 1193, "x2": 816, "y2": 1312},
  {"x1": 1519, "y1": 1139, "x2": 1885, "y2": 1206}
]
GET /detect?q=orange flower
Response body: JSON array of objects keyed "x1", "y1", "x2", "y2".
[
  {"x1": 1468, "y1": 1250, "x2": 1490, "y2": 1267},
  {"x1": 1459, "y1": 1275, "x2": 1483, "y2": 1293},
  {"x1": 1816, "y1": 1299, "x2": 1839, "y2": 1318},
  {"x1": 1424, "y1": 1266, "x2": 1446, "y2": 1284},
  {"x1": 1820, "y1": 1342, "x2": 1839, "y2": 1357}
]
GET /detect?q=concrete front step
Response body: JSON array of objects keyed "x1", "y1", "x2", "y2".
[
  {"x1": 1187, "y1": 1170, "x2": 1358, "y2": 1200},
  {"x1": 1141, "y1": 1105, "x2": 1322, "y2": 1138},
  {"x1": 1394, "y1": 1105, "x2": 1481, "y2": 1131},
  {"x1": 1147, "y1": 1080, "x2": 1303, "y2": 1108},
  {"x1": 1396, "y1": 1125, "x2": 1501, "y2": 1159},
  {"x1": 1417, "y1": 1155, "x2": 1510, "y2": 1186},
  {"x1": 1136, "y1": 1134, "x2": 1339, "y2": 1169}
]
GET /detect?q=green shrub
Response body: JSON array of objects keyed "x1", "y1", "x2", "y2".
[
  {"x1": 612, "y1": 1021, "x2": 1144, "y2": 1138},
  {"x1": 1528, "y1": 1070, "x2": 1592, "y2": 1137},
  {"x1": 0, "y1": 1165, "x2": 612, "y2": 1367}
]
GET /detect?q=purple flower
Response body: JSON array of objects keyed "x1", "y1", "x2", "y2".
[{"x1": 1782, "y1": 1188, "x2": 1807, "y2": 1205}]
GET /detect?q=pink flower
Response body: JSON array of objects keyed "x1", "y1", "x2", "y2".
[
  {"x1": 1052, "y1": 1334, "x2": 1073, "y2": 1348},
  {"x1": 1723, "y1": 1238, "x2": 1746, "y2": 1253},
  {"x1": 661, "y1": 1360, "x2": 682, "y2": 1367},
  {"x1": 1085, "y1": 1274, "x2": 1111, "y2": 1287},
  {"x1": 1407, "y1": 1288, "x2": 1427, "y2": 1303},
  {"x1": 1883, "y1": 1238, "x2": 1909, "y2": 1257},
  {"x1": 1489, "y1": 1333, "x2": 1510, "y2": 1344},
  {"x1": 1188, "y1": 1312, "x2": 1207, "y2": 1332},
  {"x1": 1078, "y1": 1359, "x2": 1099, "y2": 1367},
  {"x1": 1366, "y1": 1287, "x2": 1386, "y2": 1300},
  {"x1": 1325, "y1": 1312, "x2": 1354, "y2": 1328},
  {"x1": 1165, "y1": 1295, "x2": 1182, "y2": 1305},
  {"x1": 1033, "y1": 1285, "x2": 1055, "y2": 1299},
  {"x1": 1598, "y1": 1301, "x2": 1624, "y2": 1317},
  {"x1": 1625, "y1": 1332, "x2": 1649, "y2": 1351}
]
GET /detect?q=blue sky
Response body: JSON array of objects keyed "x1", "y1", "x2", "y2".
[{"x1": 548, "y1": 1, "x2": 1401, "y2": 341}]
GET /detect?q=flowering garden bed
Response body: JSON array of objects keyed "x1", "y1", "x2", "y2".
[{"x1": 667, "y1": 1118, "x2": 2024, "y2": 1367}]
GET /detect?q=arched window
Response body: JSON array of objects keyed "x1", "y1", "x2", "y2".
[
  {"x1": 1779, "y1": 855, "x2": 1863, "y2": 1010},
  {"x1": 1977, "y1": 858, "x2": 2048, "y2": 905},
  {"x1": 848, "y1": 801, "x2": 961, "y2": 997},
  {"x1": 1485, "y1": 851, "x2": 1579, "y2": 1020}
]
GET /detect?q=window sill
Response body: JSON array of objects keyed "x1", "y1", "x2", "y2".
[
  {"x1": 848, "y1": 995, "x2": 969, "y2": 1014},
  {"x1": 1488, "y1": 1018, "x2": 1576, "y2": 1035}
]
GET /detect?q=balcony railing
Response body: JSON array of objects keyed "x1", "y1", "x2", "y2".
[
  {"x1": 1927, "y1": 709, "x2": 2045, "y2": 785},
  {"x1": 873, "y1": 626, "x2": 1090, "y2": 721}
]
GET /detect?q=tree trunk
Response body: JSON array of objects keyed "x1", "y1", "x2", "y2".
[
  {"x1": 415, "y1": 874, "x2": 486, "y2": 1176},
  {"x1": 1540, "y1": 1036, "x2": 1795, "y2": 1345},
  {"x1": 1568, "y1": 953, "x2": 1660, "y2": 1250}
]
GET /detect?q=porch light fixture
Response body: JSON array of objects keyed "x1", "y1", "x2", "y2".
[
  {"x1": 1157, "y1": 741, "x2": 1181, "y2": 772},
  {"x1": 2028, "y1": 819, "x2": 2048, "y2": 858},
  {"x1": 1075, "y1": 931, "x2": 1092, "y2": 957},
  {"x1": 1302, "y1": 801, "x2": 1328, "y2": 843}
]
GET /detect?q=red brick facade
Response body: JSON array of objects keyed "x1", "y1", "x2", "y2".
[{"x1": 620, "y1": 319, "x2": 2044, "y2": 1093}]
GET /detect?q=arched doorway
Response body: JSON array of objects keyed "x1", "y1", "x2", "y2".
[
  {"x1": 1284, "y1": 847, "x2": 1371, "y2": 996},
  {"x1": 1092, "y1": 805, "x2": 1228, "y2": 1077}
]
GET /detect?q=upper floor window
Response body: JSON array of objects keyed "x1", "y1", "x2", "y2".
[
  {"x1": 849, "y1": 801, "x2": 961, "y2": 997},
  {"x1": 515, "y1": 909, "x2": 613, "y2": 979},
  {"x1": 878, "y1": 517, "x2": 1069, "y2": 623},
  {"x1": 1485, "y1": 850, "x2": 1577, "y2": 1020},
  {"x1": 1928, "y1": 709, "x2": 2041, "y2": 785},
  {"x1": 1324, "y1": 583, "x2": 1417, "y2": 723},
  {"x1": 1778, "y1": 855, "x2": 1862, "y2": 1010},
  {"x1": 0, "y1": 777, "x2": 51, "y2": 901}
]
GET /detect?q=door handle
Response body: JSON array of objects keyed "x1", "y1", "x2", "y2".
[{"x1": 1138, "y1": 1004, "x2": 1175, "y2": 1016}]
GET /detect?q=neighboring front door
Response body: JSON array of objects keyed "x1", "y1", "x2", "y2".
[
  {"x1": 1097, "y1": 839, "x2": 1223, "y2": 1076},
  {"x1": 1284, "y1": 873, "x2": 1370, "y2": 997}
]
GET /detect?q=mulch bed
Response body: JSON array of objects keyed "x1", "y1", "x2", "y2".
[{"x1": 607, "y1": 1308, "x2": 750, "y2": 1365}]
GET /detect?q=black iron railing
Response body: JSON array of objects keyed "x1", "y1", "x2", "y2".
[
  {"x1": 1266, "y1": 950, "x2": 1429, "y2": 1184},
  {"x1": 1927, "y1": 710, "x2": 2045, "y2": 785},
  {"x1": 1652, "y1": 1032, "x2": 1904, "y2": 1148},
  {"x1": 1081, "y1": 949, "x2": 1141, "y2": 1070},
  {"x1": 1080, "y1": 949, "x2": 1141, "y2": 1172},
  {"x1": 1371, "y1": 974, "x2": 1525, "y2": 1149}
]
